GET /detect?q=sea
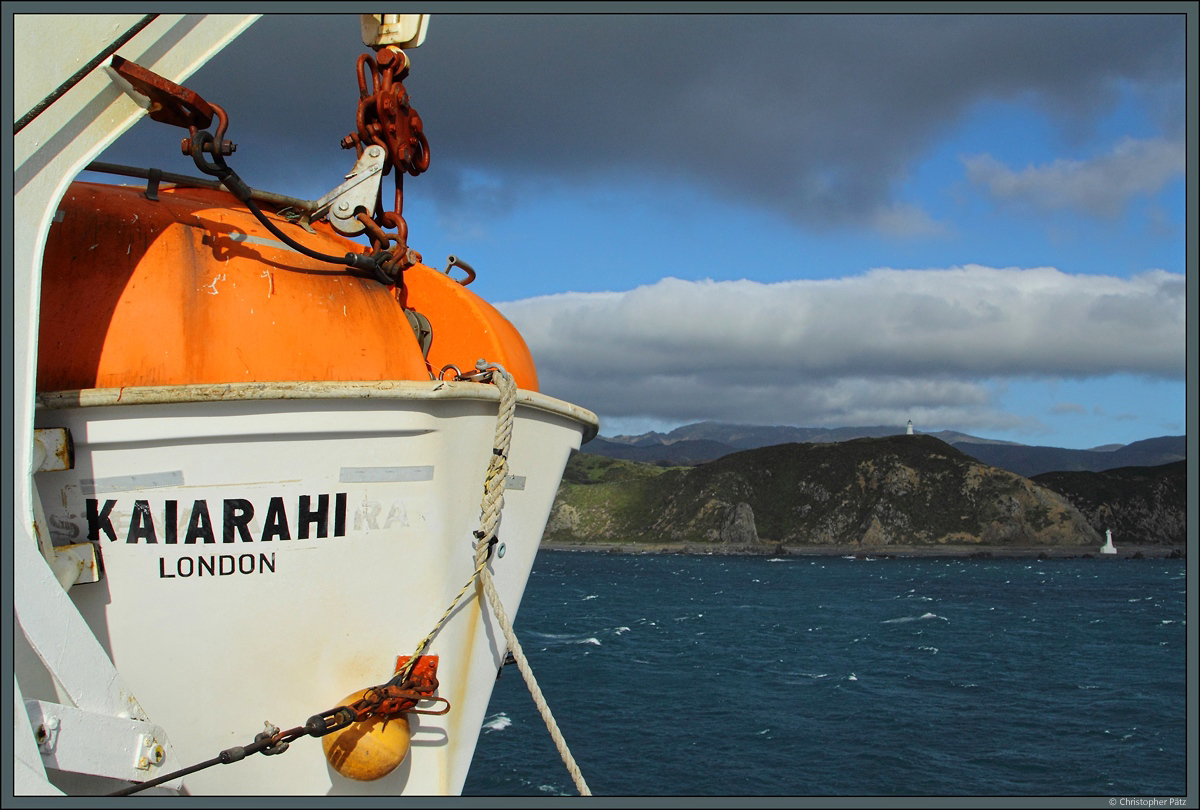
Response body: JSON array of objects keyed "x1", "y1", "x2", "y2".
[{"x1": 462, "y1": 550, "x2": 1189, "y2": 798}]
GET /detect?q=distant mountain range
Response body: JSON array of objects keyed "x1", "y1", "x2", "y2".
[{"x1": 586, "y1": 422, "x2": 1186, "y2": 478}]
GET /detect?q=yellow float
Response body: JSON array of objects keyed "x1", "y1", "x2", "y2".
[{"x1": 321, "y1": 689, "x2": 412, "y2": 782}]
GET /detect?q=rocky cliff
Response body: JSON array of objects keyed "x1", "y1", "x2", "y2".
[{"x1": 1032, "y1": 461, "x2": 1186, "y2": 546}]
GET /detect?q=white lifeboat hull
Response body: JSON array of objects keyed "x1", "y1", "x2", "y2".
[{"x1": 25, "y1": 380, "x2": 595, "y2": 795}]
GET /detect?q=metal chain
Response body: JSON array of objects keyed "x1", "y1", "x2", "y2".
[
  {"x1": 107, "y1": 669, "x2": 444, "y2": 796},
  {"x1": 340, "y1": 46, "x2": 429, "y2": 284}
]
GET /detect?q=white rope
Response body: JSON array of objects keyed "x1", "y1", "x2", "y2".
[{"x1": 471, "y1": 362, "x2": 592, "y2": 797}]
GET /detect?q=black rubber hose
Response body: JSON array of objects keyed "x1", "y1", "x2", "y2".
[{"x1": 188, "y1": 131, "x2": 392, "y2": 284}]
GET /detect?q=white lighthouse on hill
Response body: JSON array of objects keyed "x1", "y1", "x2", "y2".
[{"x1": 906, "y1": 420, "x2": 914, "y2": 435}]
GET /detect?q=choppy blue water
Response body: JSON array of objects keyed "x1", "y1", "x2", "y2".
[{"x1": 463, "y1": 552, "x2": 1187, "y2": 797}]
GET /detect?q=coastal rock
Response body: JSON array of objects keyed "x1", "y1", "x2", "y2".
[
  {"x1": 720, "y1": 502, "x2": 759, "y2": 545},
  {"x1": 545, "y1": 503, "x2": 580, "y2": 534}
]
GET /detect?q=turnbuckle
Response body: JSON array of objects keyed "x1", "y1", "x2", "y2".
[{"x1": 303, "y1": 706, "x2": 358, "y2": 738}]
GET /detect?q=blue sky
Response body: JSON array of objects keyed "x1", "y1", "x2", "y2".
[{"x1": 89, "y1": 12, "x2": 1189, "y2": 450}]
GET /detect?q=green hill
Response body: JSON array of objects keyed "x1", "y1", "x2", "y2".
[{"x1": 545, "y1": 435, "x2": 1106, "y2": 551}]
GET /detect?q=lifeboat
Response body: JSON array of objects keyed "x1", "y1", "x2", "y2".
[
  {"x1": 37, "y1": 181, "x2": 538, "y2": 392},
  {"x1": 15, "y1": 13, "x2": 596, "y2": 797}
]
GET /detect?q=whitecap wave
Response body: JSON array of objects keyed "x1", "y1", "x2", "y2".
[
  {"x1": 482, "y1": 712, "x2": 511, "y2": 732},
  {"x1": 882, "y1": 612, "x2": 943, "y2": 624},
  {"x1": 529, "y1": 631, "x2": 606, "y2": 646}
]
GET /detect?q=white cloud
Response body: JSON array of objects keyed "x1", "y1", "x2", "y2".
[
  {"x1": 962, "y1": 137, "x2": 1185, "y2": 217},
  {"x1": 498, "y1": 265, "x2": 1184, "y2": 429}
]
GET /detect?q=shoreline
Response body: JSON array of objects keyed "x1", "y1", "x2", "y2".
[{"x1": 540, "y1": 542, "x2": 1187, "y2": 560}]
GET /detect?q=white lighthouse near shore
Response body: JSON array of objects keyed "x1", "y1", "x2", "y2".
[
  {"x1": 1101, "y1": 529, "x2": 1117, "y2": 555},
  {"x1": 906, "y1": 420, "x2": 913, "y2": 435}
]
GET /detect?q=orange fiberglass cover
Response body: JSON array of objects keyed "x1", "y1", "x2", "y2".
[{"x1": 37, "y1": 183, "x2": 537, "y2": 393}]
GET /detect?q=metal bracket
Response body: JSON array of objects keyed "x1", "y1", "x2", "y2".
[
  {"x1": 50, "y1": 542, "x2": 102, "y2": 590},
  {"x1": 361, "y1": 14, "x2": 429, "y2": 49},
  {"x1": 107, "y1": 55, "x2": 215, "y2": 130},
  {"x1": 24, "y1": 700, "x2": 182, "y2": 790},
  {"x1": 306, "y1": 146, "x2": 387, "y2": 235},
  {"x1": 29, "y1": 428, "x2": 98, "y2": 590},
  {"x1": 33, "y1": 428, "x2": 73, "y2": 472}
]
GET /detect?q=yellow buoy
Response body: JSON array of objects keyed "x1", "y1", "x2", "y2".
[{"x1": 322, "y1": 689, "x2": 412, "y2": 781}]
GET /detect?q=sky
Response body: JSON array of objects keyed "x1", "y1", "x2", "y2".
[{"x1": 87, "y1": 11, "x2": 1191, "y2": 450}]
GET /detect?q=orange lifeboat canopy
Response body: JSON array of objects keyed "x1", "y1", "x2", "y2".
[{"x1": 37, "y1": 183, "x2": 537, "y2": 392}]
